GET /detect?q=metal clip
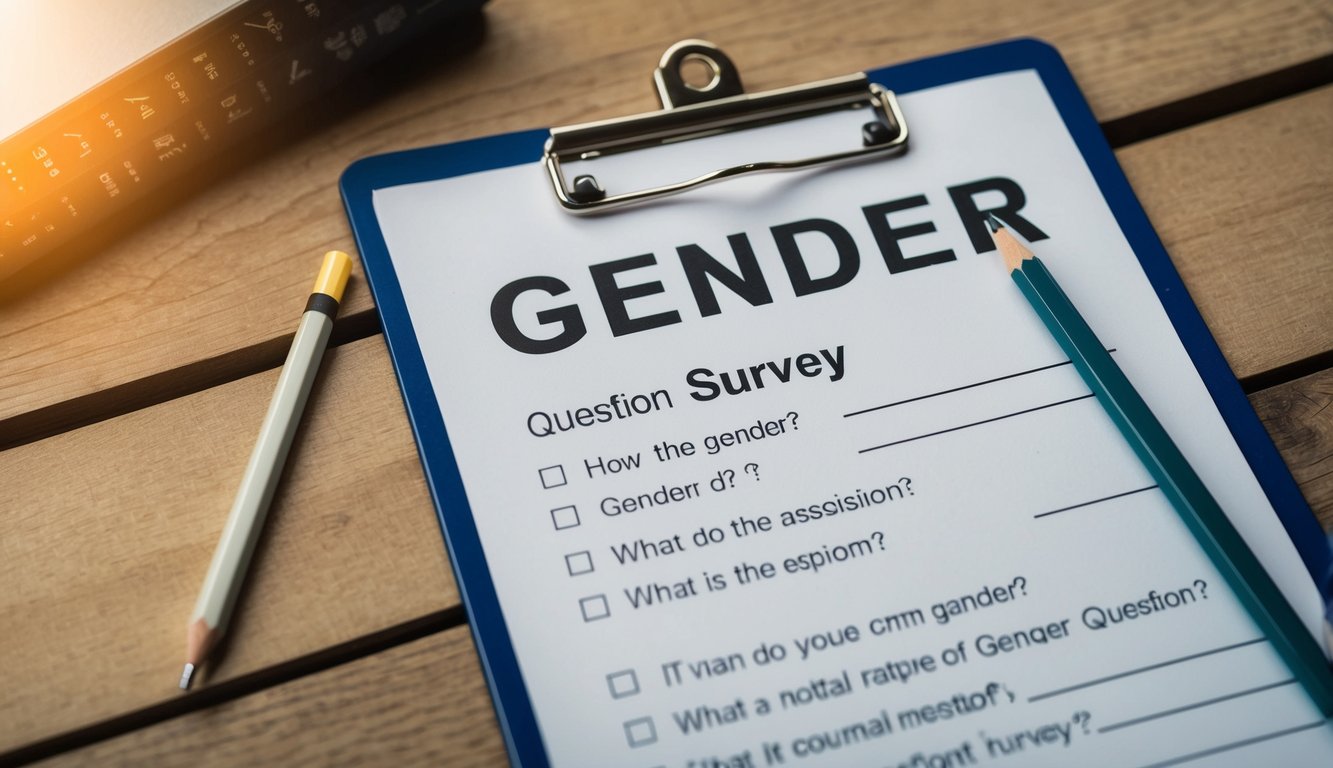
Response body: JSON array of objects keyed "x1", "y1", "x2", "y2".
[{"x1": 544, "y1": 39, "x2": 909, "y2": 214}]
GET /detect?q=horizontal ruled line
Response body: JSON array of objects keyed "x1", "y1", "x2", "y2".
[
  {"x1": 1034, "y1": 485, "x2": 1160, "y2": 519},
  {"x1": 1135, "y1": 720, "x2": 1327, "y2": 768},
  {"x1": 1099, "y1": 678, "x2": 1296, "y2": 733},
  {"x1": 858, "y1": 394, "x2": 1095, "y2": 454},
  {"x1": 843, "y1": 349, "x2": 1115, "y2": 418},
  {"x1": 1027, "y1": 638, "x2": 1266, "y2": 702}
]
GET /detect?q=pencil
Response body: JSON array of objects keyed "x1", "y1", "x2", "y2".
[
  {"x1": 987, "y1": 214, "x2": 1333, "y2": 717},
  {"x1": 180, "y1": 250, "x2": 352, "y2": 690}
]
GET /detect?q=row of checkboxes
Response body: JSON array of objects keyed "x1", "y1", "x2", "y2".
[
  {"x1": 544, "y1": 464, "x2": 589, "y2": 579},
  {"x1": 543, "y1": 470, "x2": 608, "y2": 620},
  {"x1": 547, "y1": 481, "x2": 605, "y2": 613},
  {"x1": 607, "y1": 671, "x2": 656, "y2": 748},
  {"x1": 540, "y1": 463, "x2": 658, "y2": 751}
]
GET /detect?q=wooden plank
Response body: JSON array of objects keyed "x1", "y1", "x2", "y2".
[
  {"x1": 34, "y1": 626, "x2": 508, "y2": 768},
  {"x1": 34, "y1": 358, "x2": 1333, "y2": 767},
  {"x1": 2, "y1": 0, "x2": 1332, "y2": 444},
  {"x1": 1251, "y1": 368, "x2": 1333, "y2": 530},
  {"x1": 1117, "y1": 86, "x2": 1333, "y2": 381},
  {"x1": 0, "y1": 336, "x2": 455, "y2": 752}
]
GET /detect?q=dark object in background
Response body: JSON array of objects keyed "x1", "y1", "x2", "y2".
[{"x1": 0, "y1": 0, "x2": 487, "y2": 281}]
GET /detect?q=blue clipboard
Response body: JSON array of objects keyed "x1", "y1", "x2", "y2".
[{"x1": 340, "y1": 38, "x2": 1332, "y2": 766}]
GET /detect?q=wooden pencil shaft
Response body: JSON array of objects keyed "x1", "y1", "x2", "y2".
[
  {"x1": 180, "y1": 252, "x2": 349, "y2": 689},
  {"x1": 191, "y1": 308, "x2": 334, "y2": 633},
  {"x1": 1012, "y1": 255, "x2": 1333, "y2": 715}
]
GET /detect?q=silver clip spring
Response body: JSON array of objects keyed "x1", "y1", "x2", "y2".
[{"x1": 544, "y1": 39, "x2": 909, "y2": 214}]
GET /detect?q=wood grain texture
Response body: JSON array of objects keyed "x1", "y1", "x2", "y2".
[
  {"x1": 28, "y1": 370, "x2": 1333, "y2": 767},
  {"x1": 1117, "y1": 85, "x2": 1333, "y2": 381},
  {"x1": 3, "y1": 0, "x2": 1333, "y2": 445},
  {"x1": 33, "y1": 626, "x2": 507, "y2": 768},
  {"x1": 1252, "y1": 368, "x2": 1333, "y2": 530},
  {"x1": 0, "y1": 336, "x2": 454, "y2": 752}
]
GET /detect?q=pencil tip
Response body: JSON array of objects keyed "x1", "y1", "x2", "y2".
[
  {"x1": 179, "y1": 663, "x2": 195, "y2": 691},
  {"x1": 986, "y1": 213, "x2": 1005, "y2": 233}
]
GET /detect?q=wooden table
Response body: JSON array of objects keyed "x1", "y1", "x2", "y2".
[{"x1": 2, "y1": 1, "x2": 1331, "y2": 765}]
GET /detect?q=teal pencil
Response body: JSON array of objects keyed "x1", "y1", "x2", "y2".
[{"x1": 987, "y1": 214, "x2": 1333, "y2": 717}]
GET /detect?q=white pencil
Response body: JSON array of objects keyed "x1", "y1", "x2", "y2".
[{"x1": 180, "y1": 250, "x2": 352, "y2": 690}]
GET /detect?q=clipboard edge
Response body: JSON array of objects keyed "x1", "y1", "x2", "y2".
[{"x1": 340, "y1": 127, "x2": 555, "y2": 768}]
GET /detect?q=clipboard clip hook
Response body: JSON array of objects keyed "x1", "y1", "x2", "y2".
[{"x1": 544, "y1": 39, "x2": 909, "y2": 214}]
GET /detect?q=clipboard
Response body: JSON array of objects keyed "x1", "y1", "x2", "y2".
[{"x1": 341, "y1": 38, "x2": 1333, "y2": 767}]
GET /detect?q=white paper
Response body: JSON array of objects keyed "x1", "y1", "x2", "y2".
[{"x1": 371, "y1": 70, "x2": 1333, "y2": 766}]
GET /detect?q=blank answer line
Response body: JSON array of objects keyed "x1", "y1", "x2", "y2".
[
  {"x1": 1135, "y1": 720, "x2": 1327, "y2": 768},
  {"x1": 843, "y1": 349, "x2": 1116, "y2": 418},
  {"x1": 1027, "y1": 638, "x2": 1266, "y2": 702},
  {"x1": 1099, "y1": 679, "x2": 1296, "y2": 733},
  {"x1": 1034, "y1": 485, "x2": 1160, "y2": 519},
  {"x1": 858, "y1": 394, "x2": 1094, "y2": 454}
]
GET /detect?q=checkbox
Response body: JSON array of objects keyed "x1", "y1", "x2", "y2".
[
  {"x1": 606, "y1": 669, "x2": 640, "y2": 699},
  {"x1": 579, "y1": 594, "x2": 610, "y2": 622},
  {"x1": 538, "y1": 464, "x2": 567, "y2": 489},
  {"x1": 565, "y1": 550, "x2": 594, "y2": 576},
  {"x1": 623, "y1": 716, "x2": 657, "y2": 748},
  {"x1": 551, "y1": 505, "x2": 580, "y2": 531}
]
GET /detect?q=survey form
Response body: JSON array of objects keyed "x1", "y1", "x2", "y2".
[{"x1": 364, "y1": 69, "x2": 1333, "y2": 766}]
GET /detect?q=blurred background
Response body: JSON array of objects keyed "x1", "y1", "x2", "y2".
[{"x1": 0, "y1": 0, "x2": 486, "y2": 287}]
